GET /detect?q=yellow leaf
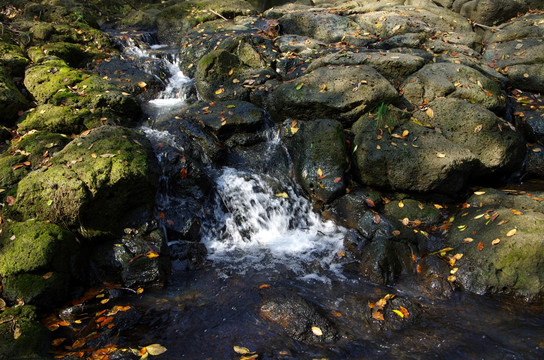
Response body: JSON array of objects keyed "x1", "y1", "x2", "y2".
[
  {"x1": 215, "y1": 88, "x2": 225, "y2": 95},
  {"x1": 100, "y1": 298, "x2": 110, "y2": 304},
  {"x1": 275, "y1": 192, "x2": 289, "y2": 199},
  {"x1": 136, "y1": 287, "x2": 144, "y2": 294},
  {"x1": 392, "y1": 309, "x2": 404, "y2": 318},
  {"x1": 146, "y1": 251, "x2": 159, "y2": 258},
  {"x1": 506, "y1": 228, "x2": 517, "y2": 237},
  {"x1": 233, "y1": 346, "x2": 251, "y2": 355},
  {"x1": 447, "y1": 275, "x2": 456, "y2": 282},
  {"x1": 474, "y1": 191, "x2": 486, "y2": 195},
  {"x1": 145, "y1": 344, "x2": 167, "y2": 356},
  {"x1": 491, "y1": 238, "x2": 501, "y2": 245},
  {"x1": 320, "y1": 84, "x2": 327, "y2": 92},
  {"x1": 13, "y1": 324, "x2": 22, "y2": 339},
  {"x1": 122, "y1": 92, "x2": 130, "y2": 96},
  {"x1": 137, "y1": 81, "x2": 147, "y2": 88},
  {"x1": 435, "y1": 152, "x2": 446, "y2": 158},
  {"x1": 510, "y1": 209, "x2": 523, "y2": 215},
  {"x1": 228, "y1": 69, "x2": 234, "y2": 76},
  {"x1": 317, "y1": 168, "x2": 323, "y2": 177},
  {"x1": 240, "y1": 355, "x2": 259, "y2": 360},
  {"x1": 311, "y1": 326, "x2": 323, "y2": 336},
  {"x1": 402, "y1": 129, "x2": 409, "y2": 137},
  {"x1": 398, "y1": 200, "x2": 404, "y2": 208},
  {"x1": 372, "y1": 311, "x2": 384, "y2": 321},
  {"x1": 426, "y1": 108, "x2": 434, "y2": 118},
  {"x1": 434, "y1": 204, "x2": 443, "y2": 209}
]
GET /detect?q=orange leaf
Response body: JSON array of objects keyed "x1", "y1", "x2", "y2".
[
  {"x1": 399, "y1": 306, "x2": 409, "y2": 319},
  {"x1": 146, "y1": 251, "x2": 159, "y2": 258},
  {"x1": 180, "y1": 168, "x2": 188, "y2": 179},
  {"x1": 72, "y1": 338, "x2": 86, "y2": 348},
  {"x1": 331, "y1": 311, "x2": 342, "y2": 317},
  {"x1": 333, "y1": 177, "x2": 342, "y2": 183},
  {"x1": 259, "y1": 284, "x2": 271, "y2": 289},
  {"x1": 417, "y1": 264, "x2": 422, "y2": 274},
  {"x1": 43, "y1": 271, "x2": 54, "y2": 279},
  {"x1": 58, "y1": 320, "x2": 70, "y2": 327},
  {"x1": 491, "y1": 238, "x2": 501, "y2": 245},
  {"x1": 365, "y1": 198, "x2": 375, "y2": 207},
  {"x1": 477, "y1": 242, "x2": 484, "y2": 251},
  {"x1": 12, "y1": 164, "x2": 24, "y2": 170},
  {"x1": 51, "y1": 338, "x2": 66, "y2": 346},
  {"x1": 372, "y1": 311, "x2": 384, "y2": 321},
  {"x1": 510, "y1": 209, "x2": 523, "y2": 215}
]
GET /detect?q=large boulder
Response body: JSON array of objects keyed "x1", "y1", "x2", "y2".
[
  {"x1": 282, "y1": 118, "x2": 348, "y2": 204},
  {"x1": 351, "y1": 105, "x2": 477, "y2": 194},
  {"x1": 0, "y1": 305, "x2": 48, "y2": 360},
  {"x1": 10, "y1": 126, "x2": 159, "y2": 238},
  {"x1": 452, "y1": 0, "x2": 531, "y2": 26},
  {"x1": 268, "y1": 65, "x2": 399, "y2": 126},
  {"x1": 445, "y1": 189, "x2": 544, "y2": 300},
  {"x1": 402, "y1": 62, "x2": 506, "y2": 113},
  {"x1": 0, "y1": 41, "x2": 29, "y2": 77},
  {"x1": 412, "y1": 98, "x2": 525, "y2": 178},
  {"x1": 278, "y1": 10, "x2": 360, "y2": 43},
  {"x1": 17, "y1": 104, "x2": 93, "y2": 134}
]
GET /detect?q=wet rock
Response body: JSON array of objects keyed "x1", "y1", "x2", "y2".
[
  {"x1": 11, "y1": 126, "x2": 158, "y2": 239},
  {"x1": 282, "y1": 118, "x2": 348, "y2": 204},
  {"x1": 90, "y1": 223, "x2": 170, "y2": 288},
  {"x1": 412, "y1": 98, "x2": 526, "y2": 178},
  {"x1": 0, "y1": 67, "x2": 28, "y2": 126},
  {"x1": 324, "y1": 189, "x2": 417, "y2": 285},
  {"x1": 278, "y1": 10, "x2": 360, "y2": 43},
  {"x1": 182, "y1": 100, "x2": 268, "y2": 140},
  {"x1": 526, "y1": 145, "x2": 544, "y2": 179},
  {"x1": 402, "y1": 62, "x2": 506, "y2": 113},
  {"x1": 259, "y1": 289, "x2": 338, "y2": 343},
  {"x1": 445, "y1": 199, "x2": 544, "y2": 300},
  {"x1": 510, "y1": 90, "x2": 544, "y2": 143},
  {"x1": 0, "y1": 305, "x2": 48, "y2": 360},
  {"x1": 364, "y1": 294, "x2": 421, "y2": 332},
  {"x1": 268, "y1": 65, "x2": 399, "y2": 126},
  {"x1": 24, "y1": 58, "x2": 141, "y2": 127},
  {"x1": 465, "y1": 187, "x2": 544, "y2": 213},
  {"x1": 351, "y1": 105, "x2": 477, "y2": 194},
  {"x1": 306, "y1": 50, "x2": 427, "y2": 84}
]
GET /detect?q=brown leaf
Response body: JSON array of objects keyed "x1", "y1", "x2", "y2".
[
  {"x1": 333, "y1": 177, "x2": 342, "y2": 183},
  {"x1": 365, "y1": 198, "x2": 375, "y2": 207},
  {"x1": 6, "y1": 196, "x2": 15, "y2": 206},
  {"x1": 399, "y1": 306, "x2": 409, "y2": 319},
  {"x1": 372, "y1": 311, "x2": 384, "y2": 321},
  {"x1": 180, "y1": 168, "x2": 188, "y2": 179},
  {"x1": 477, "y1": 242, "x2": 484, "y2": 251},
  {"x1": 43, "y1": 271, "x2": 54, "y2": 280}
]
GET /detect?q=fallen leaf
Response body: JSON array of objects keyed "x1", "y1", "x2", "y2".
[
  {"x1": 331, "y1": 311, "x2": 342, "y2": 317},
  {"x1": 275, "y1": 192, "x2": 289, "y2": 199},
  {"x1": 491, "y1": 238, "x2": 501, "y2": 245},
  {"x1": 311, "y1": 326, "x2": 323, "y2": 336},
  {"x1": 497, "y1": 220, "x2": 509, "y2": 226},
  {"x1": 228, "y1": 69, "x2": 234, "y2": 76},
  {"x1": 474, "y1": 124, "x2": 483, "y2": 134},
  {"x1": 145, "y1": 344, "x2": 167, "y2": 356},
  {"x1": 402, "y1": 218, "x2": 410, "y2": 226},
  {"x1": 137, "y1": 81, "x2": 147, "y2": 88},
  {"x1": 398, "y1": 200, "x2": 404, "y2": 208},
  {"x1": 399, "y1": 306, "x2": 409, "y2": 319},
  {"x1": 295, "y1": 83, "x2": 304, "y2": 90},
  {"x1": 474, "y1": 191, "x2": 486, "y2": 195},
  {"x1": 136, "y1": 287, "x2": 144, "y2": 294},
  {"x1": 510, "y1": 209, "x2": 523, "y2": 215},
  {"x1": 72, "y1": 338, "x2": 86, "y2": 348},
  {"x1": 240, "y1": 355, "x2": 258, "y2": 360},
  {"x1": 51, "y1": 338, "x2": 66, "y2": 346},
  {"x1": 365, "y1": 198, "x2": 375, "y2": 207},
  {"x1": 477, "y1": 242, "x2": 484, "y2": 251},
  {"x1": 100, "y1": 153, "x2": 115, "y2": 158},
  {"x1": 234, "y1": 346, "x2": 251, "y2": 355},
  {"x1": 180, "y1": 168, "x2": 188, "y2": 179},
  {"x1": 43, "y1": 272, "x2": 54, "y2": 280},
  {"x1": 13, "y1": 324, "x2": 22, "y2": 339},
  {"x1": 258, "y1": 284, "x2": 271, "y2": 289},
  {"x1": 402, "y1": 129, "x2": 409, "y2": 137},
  {"x1": 435, "y1": 152, "x2": 446, "y2": 158},
  {"x1": 374, "y1": 214, "x2": 381, "y2": 224},
  {"x1": 447, "y1": 275, "x2": 456, "y2": 282},
  {"x1": 334, "y1": 177, "x2": 342, "y2": 183},
  {"x1": 392, "y1": 309, "x2": 404, "y2": 318},
  {"x1": 146, "y1": 251, "x2": 159, "y2": 258},
  {"x1": 426, "y1": 108, "x2": 434, "y2": 118},
  {"x1": 215, "y1": 88, "x2": 225, "y2": 95},
  {"x1": 372, "y1": 311, "x2": 384, "y2": 321},
  {"x1": 392, "y1": 230, "x2": 401, "y2": 236},
  {"x1": 506, "y1": 228, "x2": 517, "y2": 237}
]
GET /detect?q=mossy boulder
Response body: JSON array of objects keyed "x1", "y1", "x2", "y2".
[
  {"x1": 24, "y1": 59, "x2": 140, "y2": 126},
  {"x1": 11, "y1": 126, "x2": 159, "y2": 238},
  {"x1": 446, "y1": 201, "x2": 544, "y2": 300},
  {"x1": 0, "y1": 41, "x2": 29, "y2": 77},
  {"x1": 384, "y1": 198, "x2": 442, "y2": 226},
  {"x1": 282, "y1": 119, "x2": 348, "y2": 204},
  {"x1": 0, "y1": 154, "x2": 29, "y2": 188},
  {"x1": 0, "y1": 68, "x2": 28, "y2": 126},
  {"x1": 27, "y1": 42, "x2": 86, "y2": 67},
  {"x1": 11, "y1": 131, "x2": 70, "y2": 169},
  {"x1": 0, "y1": 305, "x2": 48, "y2": 360},
  {"x1": 0, "y1": 220, "x2": 80, "y2": 277},
  {"x1": 17, "y1": 104, "x2": 93, "y2": 134},
  {"x1": 2, "y1": 272, "x2": 72, "y2": 308}
]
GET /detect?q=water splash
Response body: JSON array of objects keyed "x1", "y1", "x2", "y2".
[{"x1": 201, "y1": 167, "x2": 345, "y2": 277}]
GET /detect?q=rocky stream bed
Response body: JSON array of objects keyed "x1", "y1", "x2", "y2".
[{"x1": 2, "y1": 0, "x2": 544, "y2": 359}]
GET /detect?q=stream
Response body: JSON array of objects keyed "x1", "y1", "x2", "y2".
[{"x1": 101, "y1": 30, "x2": 544, "y2": 360}]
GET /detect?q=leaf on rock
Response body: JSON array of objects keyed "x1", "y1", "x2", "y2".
[
  {"x1": 275, "y1": 192, "x2": 289, "y2": 199},
  {"x1": 311, "y1": 326, "x2": 323, "y2": 336},
  {"x1": 426, "y1": 108, "x2": 434, "y2": 118},
  {"x1": 43, "y1": 272, "x2": 54, "y2": 280},
  {"x1": 477, "y1": 242, "x2": 484, "y2": 251},
  {"x1": 392, "y1": 309, "x2": 404, "y2": 318},
  {"x1": 474, "y1": 191, "x2": 486, "y2": 195},
  {"x1": 365, "y1": 198, "x2": 375, "y2": 207},
  {"x1": 215, "y1": 88, "x2": 225, "y2": 95},
  {"x1": 473, "y1": 124, "x2": 483, "y2": 134},
  {"x1": 372, "y1": 311, "x2": 384, "y2": 321},
  {"x1": 146, "y1": 251, "x2": 159, "y2": 259},
  {"x1": 506, "y1": 228, "x2": 517, "y2": 237},
  {"x1": 510, "y1": 209, "x2": 523, "y2": 215},
  {"x1": 234, "y1": 346, "x2": 251, "y2": 355},
  {"x1": 137, "y1": 81, "x2": 147, "y2": 88},
  {"x1": 491, "y1": 238, "x2": 501, "y2": 245},
  {"x1": 295, "y1": 83, "x2": 304, "y2": 90},
  {"x1": 435, "y1": 152, "x2": 446, "y2": 158},
  {"x1": 334, "y1": 177, "x2": 342, "y2": 183},
  {"x1": 399, "y1": 306, "x2": 409, "y2": 319}
]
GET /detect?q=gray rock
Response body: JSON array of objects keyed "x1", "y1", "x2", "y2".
[
  {"x1": 268, "y1": 65, "x2": 399, "y2": 126},
  {"x1": 526, "y1": 145, "x2": 544, "y2": 179},
  {"x1": 402, "y1": 62, "x2": 506, "y2": 113},
  {"x1": 279, "y1": 11, "x2": 360, "y2": 43},
  {"x1": 452, "y1": 0, "x2": 530, "y2": 26},
  {"x1": 0, "y1": 68, "x2": 28, "y2": 126}
]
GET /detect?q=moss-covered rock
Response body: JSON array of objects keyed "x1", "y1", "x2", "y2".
[
  {"x1": 11, "y1": 126, "x2": 159, "y2": 238},
  {"x1": 384, "y1": 198, "x2": 442, "y2": 226},
  {"x1": 0, "y1": 68, "x2": 28, "y2": 126},
  {"x1": 2, "y1": 272, "x2": 71, "y2": 308},
  {"x1": 24, "y1": 59, "x2": 140, "y2": 126},
  {"x1": 0, "y1": 154, "x2": 29, "y2": 188},
  {"x1": 11, "y1": 131, "x2": 70, "y2": 169},
  {"x1": 0, "y1": 220, "x2": 80, "y2": 276},
  {"x1": 17, "y1": 104, "x2": 93, "y2": 134},
  {"x1": 0, "y1": 305, "x2": 48, "y2": 360},
  {"x1": 0, "y1": 41, "x2": 29, "y2": 77}
]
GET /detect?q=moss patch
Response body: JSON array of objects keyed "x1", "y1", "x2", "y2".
[{"x1": 0, "y1": 305, "x2": 47, "y2": 359}]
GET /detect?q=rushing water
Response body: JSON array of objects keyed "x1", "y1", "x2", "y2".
[{"x1": 105, "y1": 31, "x2": 544, "y2": 360}]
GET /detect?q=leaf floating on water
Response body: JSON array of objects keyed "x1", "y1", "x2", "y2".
[
  {"x1": 477, "y1": 242, "x2": 484, "y2": 251},
  {"x1": 506, "y1": 228, "x2": 517, "y2": 237},
  {"x1": 392, "y1": 309, "x2": 404, "y2": 318},
  {"x1": 311, "y1": 326, "x2": 323, "y2": 336},
  {"x1": 145, "y1": 344, "x2": 168, "y2": 356},
  {"x1": 492, "y1": 238, "x2": 501, "y2": 245},
  {"x1": 275, "y1": 192, "x2": 289, "y2": 199}
]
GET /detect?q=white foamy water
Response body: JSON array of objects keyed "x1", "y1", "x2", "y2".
[{"x1": 201, "y1": 167, "x2": 346, "y2": 276}]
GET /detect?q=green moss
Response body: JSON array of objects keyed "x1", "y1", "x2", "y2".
[
  {"x1": 0, "y1": 68, "x2": 29, "y2": 125},
  {"x1": 0, "y1": 154, "x2": 29, "y2": 187},
  {"x1": 0, "y1": 41, "x2": 29, "y2": 77},
  {"x1": 13, "y1": 131, "x2": 70, "y2": 167},
  {"x1": 27, "y1": 43, "x2": 85, "y2": 67},
  {"x1": 0, "y1": 220, "x2": 78, "y2": 276},
  {"x1": 2, "y1": 272, "x2": 70, "y2": 307},
  {"x1": 0, "y1": 305, "x2": 47, "y2": 359},
  {"x1": 17, "y1": 104, "x2": 91, "y2": 134}
]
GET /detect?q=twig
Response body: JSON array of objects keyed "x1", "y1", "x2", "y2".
[
  {"x1": 209, "y1": 9, "x2": 228, "y2": 21},
  {"x1": 471, "y1": 20, "x2": 500, "y2": 31}
]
